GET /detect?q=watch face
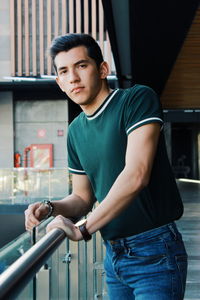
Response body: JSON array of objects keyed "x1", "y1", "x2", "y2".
[{"x1": 75, "y1": 219, "x2": 87, "y2": 227}]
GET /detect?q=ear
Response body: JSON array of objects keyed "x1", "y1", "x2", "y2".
[
  {"x1": 56, "y1": 76, "x2": 65, "y2": 92},
  {"x1": 99, "y1": 61, "x2": 109, "y2": 79}
]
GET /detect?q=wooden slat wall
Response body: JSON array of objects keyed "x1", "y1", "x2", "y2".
[
  {"x1": 24, "y1": 0, "x2": 30, "y2": 76},
  {"x1": 61, "y1": 0, "x2": 67, "y2": 35},
  {"x1": 32, "y1": 0, "x2": 37, "y2": 76},
  {"x1": 39, "y1": 0, "x2": 44, "y2": 75},
  {"x1": 10, "y1": 0, "x2": 15, "y2": 75},
  {"x1": 17, "y1": 0, "x2": 22, "y2": 76},
  {"x1": 161, "y1": 7, "x2": 200, "y2": 109},
  {"x1": 47, "y1": 0, "x2": 52, "y2": 74},
  {"x1": 10, "y1": 0, "x2": 114, "y2": 77}
]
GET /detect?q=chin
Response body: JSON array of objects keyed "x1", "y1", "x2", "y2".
[{"x1": 72, "y1": 97, "x2": 91, "y2": 106}]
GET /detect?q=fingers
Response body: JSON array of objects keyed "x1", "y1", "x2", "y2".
[
  {"x1": 35, "y1": 204, "x2": 48, "y2": 220},
  {"x1": 46, "y1": 215, "x2": 81, "y2": 241},
  {"x1": 46, "y1": 215, "x2": 69, "y2": 234},
  {"x1": 25, "y1": 210, "x2": 82, "y2": 241},
  {"x1": 24, "y1": 203, "x2": 41, "y2": 231}
]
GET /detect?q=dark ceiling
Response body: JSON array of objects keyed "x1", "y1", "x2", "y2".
[{"x1": 102, "y1": 0, "x2": 199, "y2": 95}]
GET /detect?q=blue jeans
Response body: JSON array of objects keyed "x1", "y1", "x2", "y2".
[{"x1": 104, "y1": 222, "x2": 188, "y2": 300}]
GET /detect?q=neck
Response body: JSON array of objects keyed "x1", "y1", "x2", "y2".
[{"x1": 81, "y1": 82, "x2": 112, "y2": 115}]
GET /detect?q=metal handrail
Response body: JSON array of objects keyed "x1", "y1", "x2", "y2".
[{"x1": 0, "y1": 228, "x2": 66, "y2": 300}]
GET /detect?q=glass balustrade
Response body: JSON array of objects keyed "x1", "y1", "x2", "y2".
[
  {"x1": 0, "y1": 219, "x2": 108, "y2": 300},
  {"x1": 0, "y1": 168, "x2": 70, "y2": 205},
  {"x1": 0, "y1": 168, "x2": 108, "y2": 299},
  {"x1": 0, "y1": 218, "x2": 52, "y2": 300}
]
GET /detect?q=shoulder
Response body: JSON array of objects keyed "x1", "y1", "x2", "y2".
[
  {"x1": 124, "y1": 84, "x2": 158, "y2": 100},
  {"x1": 121, "y1": 85, "x2": 163, "y2": 134},
  {"x1": 117, "y1": 84, "x2": 160, "y2": 113},
  {"x1": 116, "y1": 84, "x2": 158, "y2": 104}
]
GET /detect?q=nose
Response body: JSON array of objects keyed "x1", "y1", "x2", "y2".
[{"x1": 68, "y1": 69, "x2": 80, "y2": 83}]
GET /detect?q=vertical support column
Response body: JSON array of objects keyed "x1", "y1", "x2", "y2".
[
  {"x1": 10, "y1": 0, "x2": 16, "y2": 76},
  {"x1": 54, "y1": 0, "x2": 59, "y2": 37},
  {"x1": 76, "y1": 0, "x2": 81, "y2": 33},
  {"x1": 62, "y1": 0, "x2": 67, "y2": 34},
  {"x1": 78, "y1": 241, "x2": 87, "y2": 300},
  {"x1": 69, "y1": 241, "x2": 79, "y2": 299},
  {"x1": 198, "y1": 133, "x2": 200, "y2": 179},
  {"x1": 36, "y1": 267, "x2": 50, "y2": 300},
  {"x1": 84, "y1": 0, "x2": 89, "y2": 34},
  {"x1": 87, "y1": 237, "x2": 95, "y2": 299},
  {"x1": 99, "y1": 0, "x2": 104, "y2": 51},
  {"x1": 106, "y1": 32, "x2": 112, "y2": 73},
  {"x1": 47, "y1": 0, "x2": 52, "y2": 75},
  {"x1": 164, "y1": 122, "x2": 172, "y2": 163},
  {"x1": 0, "y1": 92, "x2": 14, "y2": 168},
  {"x1": 91, "y1": 0, "x2": 97, "y2": 39},
  {"x1": 39, "y1": 0, "x2": 44, "y2": 74},
  {"x1": 69, "y1": 0, "x2": 74, "y2": 33},
  {"x1": 24, "y1": 0, "x2": 30, "y2": 76},
  {"x1": 94, "y1": 232, "x2": 105, "y2": 299},
  {"x1": 17, "y1": 0, "x2": 23, "y2": 76},
  {"x1": 191, "y1": 124, "x2": 199, "y2": 179},
  {"x1": 32, "y1": 0, "x2": 37, "y2": 76}
]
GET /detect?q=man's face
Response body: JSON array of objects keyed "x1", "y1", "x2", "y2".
[{"x1": 55, "y1": 46, "x2": 106, "y2": 107}]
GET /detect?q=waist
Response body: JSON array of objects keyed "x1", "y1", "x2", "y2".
[{"x1": 108, "y1": 222, "x2": 179, "y2": 246}]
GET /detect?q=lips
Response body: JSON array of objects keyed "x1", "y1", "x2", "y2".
[{"x1": 71, "y1": 86, "x2": 84, "y2": 93}]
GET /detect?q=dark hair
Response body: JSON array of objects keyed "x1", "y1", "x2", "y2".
[{"x1": 49, "y1": 33, "x2": 104, "y2": 72}]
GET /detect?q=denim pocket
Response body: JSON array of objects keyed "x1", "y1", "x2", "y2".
[
  {"x1": 126, "y1": 237, "x2": 166, "y2": 259},
  {"x1": 125, "y1": 240, "x2": 168, "y2": 274},
  {"x1": 127, "y1": 248, "x2": 166, "y2": 262}
]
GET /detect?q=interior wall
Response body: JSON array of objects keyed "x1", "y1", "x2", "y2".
[{"x1": 14, "y1": 99, "x2": 68, "y2": 168}]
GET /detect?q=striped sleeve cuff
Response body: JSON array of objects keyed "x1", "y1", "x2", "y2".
[
  {"x1": 68, "y1": 167, "x2": 86, "y2": 175},
  {"x1": 126, "y1": 117, "x2": 163, "y2": 135}
]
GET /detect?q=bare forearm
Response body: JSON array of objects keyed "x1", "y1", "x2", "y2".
[
  {"x1": 52, "y1": 193, "x2": 93, "y2": 219},
  {"x1": 87, "y1": 168, "x2": 146, "y2": 234}
]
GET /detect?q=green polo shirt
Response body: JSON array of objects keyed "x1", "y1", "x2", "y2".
[{"x1": 67, "y1": 84, "x2": 183, "y2": 240}]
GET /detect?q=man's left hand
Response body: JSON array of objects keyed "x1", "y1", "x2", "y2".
[{"x1": 46, "y1": 215, "x2": 83, "y2": 241}]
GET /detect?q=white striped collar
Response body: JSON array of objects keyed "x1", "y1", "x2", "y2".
[{"x1": 86, "y1": 89, "x2": 119, "y2": 120}]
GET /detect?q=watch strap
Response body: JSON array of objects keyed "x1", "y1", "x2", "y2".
[
  {"x1": 78, "y1": 223, "x2": 92, "y2": 241},
  {"x1": 42, "y1": 200, "x2": 54, "y2": 218}
]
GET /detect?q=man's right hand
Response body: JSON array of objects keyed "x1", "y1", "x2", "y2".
[{"x1": 24, "y1": 202, "x2": 49, "y2": 231}]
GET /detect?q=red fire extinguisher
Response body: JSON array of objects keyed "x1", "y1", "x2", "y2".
[{"x1": 14, "y1": 153, "x2": 21, "y2": 168}]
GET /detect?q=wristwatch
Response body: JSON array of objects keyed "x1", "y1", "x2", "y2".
[
  {"x1": 75, "y1": 219, "x2": 92, "y2": 241},
  {"x1": 42, "y1": 200, "x2": 54, "y2": 218}
]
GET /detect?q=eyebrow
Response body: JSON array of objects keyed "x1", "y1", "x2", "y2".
[
  {"x1": 74, "y1": 59, "x2": 90, "y2": 66},
  {"x1": 57, "y1": 59, "x2": 90, "y2": 73}
]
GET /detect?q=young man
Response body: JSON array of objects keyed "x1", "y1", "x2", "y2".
[{"x1": 25, "y1": 34, "x2": 187, "y2": 299}]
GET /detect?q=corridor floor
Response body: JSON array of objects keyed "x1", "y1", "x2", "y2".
[{"x1": 176, "y1": 180, "x2": 200, "y2": 300}]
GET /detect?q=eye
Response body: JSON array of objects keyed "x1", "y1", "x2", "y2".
[
  {"x1": 79, "y1": 64, "x2": 87, "y2": 69},
  {"x1": 59, "y1": 69, "x2": 67, "y2": 75}
]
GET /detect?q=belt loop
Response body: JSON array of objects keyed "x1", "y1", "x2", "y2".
[
  {"x1": 121, "y1": 238, "x2": 125, "y2": 248},
  {"x1": 110, "y1": 240, "x2": 116, "y2": 245},
  {"x1": 168, "y1": 223, "x2": 177, "y2": 240}
]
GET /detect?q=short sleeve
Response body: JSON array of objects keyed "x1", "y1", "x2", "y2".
[
  {"x1": 124, "y1": 85, "x2": 163, "y2": 135},
  {"x1": 67, "y1": 130, "x2": 86, "y2": 175}
]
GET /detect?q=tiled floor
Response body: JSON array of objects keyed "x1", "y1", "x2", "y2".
[{"x1": 176, "y1": 180, "x2": 200, "y2": 300}]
